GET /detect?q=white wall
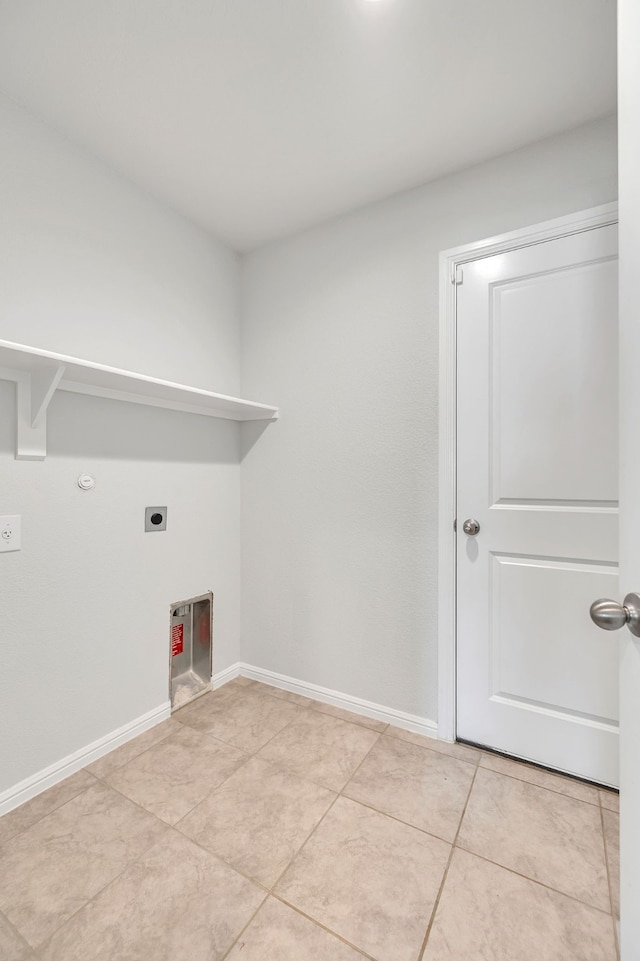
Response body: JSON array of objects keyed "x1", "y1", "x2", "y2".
[
  {"x1": 0, "y1": 95, "x2": 242, "y2": 795},
  {"x1": 240, "y1": 115, "x2": 618, "y2": 724}
]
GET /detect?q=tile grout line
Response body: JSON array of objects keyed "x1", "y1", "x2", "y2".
[
  {"x1": 452, "y1": 842, "x2": 616, "y2": 918},
  {"x1": 216, "y1": 893, "x2": 269, "y2": 961},
  {"x1": 24, "y1": 817, "x2": 171, "y2": 955},
  {"x1": 0, "y1": 906, "x2": 33, "y2": 956},
  {"x1": 417, "y1": 760, "x2": 481, "y2": 961},
  {"x1": 272, "y1": 894, "x2": 377, "y2": 960},
  {"x1": 598, "y1": 798, "x2": 621, "y2": 961},
  {"x1": 476, "y1": 759, "x2": 604, "y2": 808},
  {"x1": 1, "y1": 776, "x2": 177, "y2": 954},
  {"x1": 213, "y1": 792, "x2": 344, "y2": 961},
  {"x1": 0, "y1": 774, "x2": 101, "y2": 846},
  {"x1": 267, "y1": 728, "x2": 385, "y2": 893}
]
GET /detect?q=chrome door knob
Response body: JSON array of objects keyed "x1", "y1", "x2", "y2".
[
  {"x1": 462, "y1": 518, "x2": 480, "y2": 536},
  {"x1": 590, "y1": 593, "x2": 640, "y2": 637}
]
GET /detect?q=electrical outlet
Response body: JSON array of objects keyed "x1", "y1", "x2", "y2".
[
  {"x1": 0, "y1": 514, "x2": 21, "y2": 553},
  {"x1": 145, "y1": 506, "x2": 167, "y2": 532}
]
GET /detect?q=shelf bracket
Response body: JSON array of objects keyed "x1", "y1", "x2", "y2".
[
  {"x1": 31, "y1": 364, "x2": 65, "y2": 429},
  {"x1": 0, "y1": 364, "x2": 65, "y2": 460}
]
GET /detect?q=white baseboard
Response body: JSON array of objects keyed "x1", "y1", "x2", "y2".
[
  {"x1": 235, "y1": 662, "x2": 439, "y2": 739},
  {"x1": 0, "y1": 701, "x2": 171, "y2": 817},
  {"x1": 1, "y1": 664, "x2": 439, "y2": 819},
  {"x1": 211, "y1": 662, "x2": 242, "y2": 689}
]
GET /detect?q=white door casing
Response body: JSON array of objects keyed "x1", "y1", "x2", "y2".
[
  {"x1": 437, "y1": 203, "x2": 619, "y2": 759},
  {"x1": 455, "y1": 223, "x2": 618, "y2": 785}
]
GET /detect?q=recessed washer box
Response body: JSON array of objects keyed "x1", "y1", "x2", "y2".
[
  {"x1": 145, "y1": 506, "x2": 167, "y2": 532},
  {"x1": 170, "y1": 592, "x2": 213, "y2": 710}
]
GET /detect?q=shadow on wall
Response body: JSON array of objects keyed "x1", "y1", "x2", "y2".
[
  {"x1": 239, "y1": 419, "x2": 274, "y2": 460},
  {"x1": 0, "y1": 380, "x2": 246, "y2": 464}
]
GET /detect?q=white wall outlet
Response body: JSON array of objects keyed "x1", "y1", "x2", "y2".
[{"x1": 0, "y1": 514, "x2": 21, "y2": 553}]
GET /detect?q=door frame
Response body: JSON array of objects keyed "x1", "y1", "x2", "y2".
[{"x1": 437, "y1": 201, "x2": 619, "y2": 742}]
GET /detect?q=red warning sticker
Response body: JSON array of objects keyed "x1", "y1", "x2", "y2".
[{"x1": 172, "y1": 623, "x2": 184, "y2": 657}]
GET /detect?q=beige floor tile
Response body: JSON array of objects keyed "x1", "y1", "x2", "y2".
[
  {"x1": 458, "y1": 768, "x2": 610, "y2": 911},
  {"x1": 0, "y1": 770, "x2": 97, "y2": 845},
  {"x1": 344, "y1": 734, "x2": 475, "y2": 841},
  {"x1": 251, "y1": 682, "x2": 314, "y2": 707},
  {"x1": 215, "y1": 676, "x2": 257, "y2": 695},
  {"x1": 423, "y1": 848, "x2": 617, "y2": 961},
  {"x1": 275, "y1": 796, "x2": 450, "y2": 961},
  {"x1": 386, "y1": 726, "x2": 481, "y2": 764},
  {"x1": 175, "y1": 688, "x2": 304, "y2": 752},
  {"x1": 0, "y1": 912, "x2": 33, "y2": 961},
  {"x1": 599, "y1": 789, "x2": 620, "y2": 813},
  {"x1": 178, "y1": 756, "x2": 335, "y2": 886},
  {"x1": 602, "y1": 809, "x2": 619, "y2": 918},
  {"x1": 105, "y1": 724, "x2": 247, "y2": 824},
  {"x1": 310, "y1": 701, "x2": 388, "y2": 732},
  {"x1": 0, "y1": 781, "x2": 165, "y2": 948},
  {"x1": 38, "y1": 831, "x2": 265, "y2": 961},
  {"x1": 86, "y1": 718, "x2": 183, "y2": 779},
  {"x1": 257, "y1": 711, "x2": 379, "y2": 792},
  {"x1": 226, "y1": 897, "x2": 366, "y2": 960},
  {"x1": 479, "y1": 752, "x2": 600, "y2": 805}
]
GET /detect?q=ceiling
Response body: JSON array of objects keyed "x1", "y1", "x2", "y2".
[{"x1": 0, "y1": 0, "x2": 617, "y2": 251}]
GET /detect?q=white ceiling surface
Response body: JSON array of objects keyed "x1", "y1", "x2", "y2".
[{"x1": 0, "y1": 0, "x2": 616, "y2": 250}]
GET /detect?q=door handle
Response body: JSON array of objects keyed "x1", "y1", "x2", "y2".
[
  {"x1": 462, "y1": 518, "x2": 480, "y2": 536},
  {"x1": 590, "y1": 593, "x2": 640, "y2": 637}
]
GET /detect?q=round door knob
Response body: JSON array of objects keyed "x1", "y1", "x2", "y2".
[
  {"x1": 462, "y1": 518, "x2": 480, "y2": 536},
  {"x1": 590, "y1": 592, "x2": 640, "y2": 637}
]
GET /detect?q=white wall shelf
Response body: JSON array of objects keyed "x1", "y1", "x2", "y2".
[{"x1": 0, "y1": 339, "x2": 278, "y2": 460}]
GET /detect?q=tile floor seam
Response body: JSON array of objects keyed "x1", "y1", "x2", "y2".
[
  {"x1": 0, "y1": 776, "x2": 100, "y2": 846},
  {"x1": 417, "y1": 759, "x2": 480, "y2": 961},
  {"x1": 0, "y1": 906, "x2": 33, "y2": 955},
  {"x1": 169, "y1": 763, "x2": 339, "y2": 891},
  {"x1": 31, "y1": 828, "x2": 267, "y2": 961},
  {"x1": 249, "y1": 679, "x2": 397, "y2": 735},
  {"x1": 338, "y1": 791, "x2": 461, "y2": 848},
  {"x1": 93, "y1": 722, "x2": 261, "y2": 827},
  {"x1": 164, "y1": 825, "x2": 275, "y2": 899},
  {"x1": 170, "y1": 710, "x2": 273, "y2": 757},
  {"x1": 86, "y1": 723, "x2": 183, "y2": 778},
  {"x1": 254, "y1": 716, "x2": 384, "y2": 795},
  {"x1": 378, "y1": 732, "x2": 481, "y2": 772},
  {"x1": 452, "y1": 841, "x2": 615, "y2": 917},
  {"x1": 336, "y1": 730, "x2": 385, "y2": 796},
  {"x1": 599, "y1": 803, "x2": 621, "y2": 961},
  {"x1": 154, "y1": 752, "x2": 257, "y2": 829},
  {"x1": 260, "y1": 731, "x2": 385, "y2": 900},
  {"x1": 476, "y1": 761, "x2": 602, "y2": 807},
  {"x1": 216, "y1": 891, "x2": 270, "y2": 961},
  {"x1": 270, "y1": 894, "x2": 377, "y2": 960},
  {"x1": 78, "y1": 770, "x2": 190, "y2": 828},
  {"x1": 598, "y1": 801, "x2": 616, "y2": 919},
  {"x1": 196, "y1": 688, "x2": 315, "y2": 757},
  {"x1": 267, "y1": 792, "x2": 343, "y2": 893},
  {"x1": 308, "y1": 701, "x2": 390, "y2": 733},
  {"x1": 19, "y1": 817, "x2": 171, "y2": 955},
  {"x1": 384, "y1": 729, "x2": 483, "y2": 765}
]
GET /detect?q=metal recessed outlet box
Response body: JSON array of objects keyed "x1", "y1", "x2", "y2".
[
  {"x1": 170, "y1": 592, "x2": 213, "y2": 710},
  {"x1": 145, "y1": 507, "x2": 167, "y2": 532}
]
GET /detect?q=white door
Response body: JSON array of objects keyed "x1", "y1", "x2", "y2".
[
  {"x1": 617, "y1": 1, "x2": 640, "y2": 952},
  {"x1": 456, "y1": 223, "x2": 619, "y2": 786}
]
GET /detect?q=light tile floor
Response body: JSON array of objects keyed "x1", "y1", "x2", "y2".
[{"x1": 0, "y1": 677, "x2": 620, "y2": 961}]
